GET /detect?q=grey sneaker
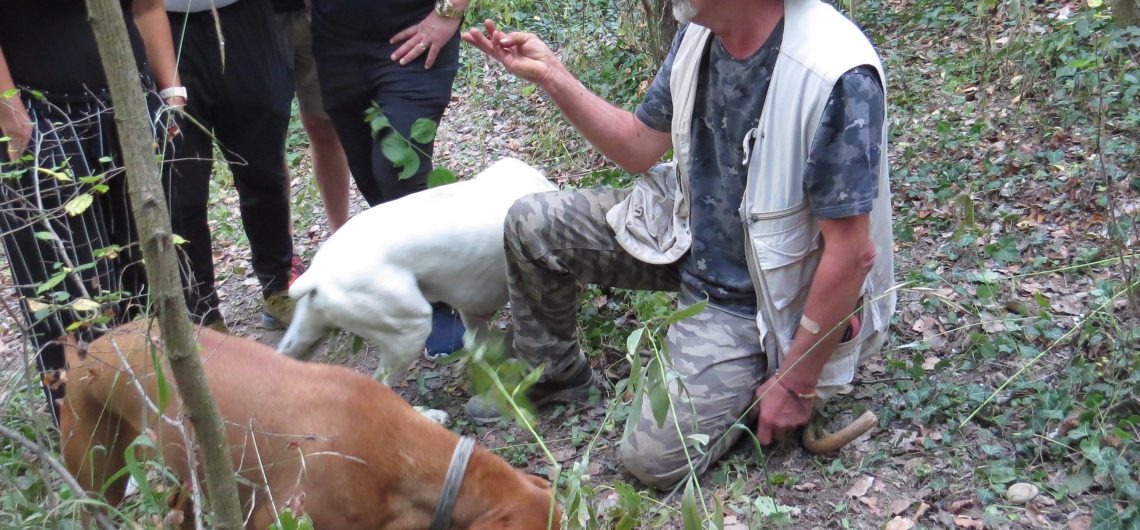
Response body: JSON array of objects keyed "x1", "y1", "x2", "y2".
[{"x1": 464, "y1": 365, "x2": 602, "y2": 426}]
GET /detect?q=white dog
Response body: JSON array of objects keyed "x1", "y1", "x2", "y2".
[{"x1": 277, "y1": 157, "x2": 557, "y2": 386}]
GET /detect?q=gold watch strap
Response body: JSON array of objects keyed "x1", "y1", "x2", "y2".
[{"x1": 434, "y1": 0, "x2": 464, "y2": 19}]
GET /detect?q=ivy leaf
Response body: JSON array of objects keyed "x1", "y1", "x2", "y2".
[
  {"x1": 35, "y1": 271, "x2": 67, "y2": 294},
  {"x1": 379, "y1": 133, "x2": 420, "y2": 180},
  {"x1": 70, "y1": 298, "x2": 101, "y2": 313},
  {"x1": 410, "y1": 118, "x2": 438, "y2": 144},
  {"x1": 367, "y1": 107, "x2": 391, "y2": 137},
  {"x1": 427, "y1": 168, "x2": 456, "y2": 188},
  {"x1": 64, "y1": 194, "x2": 94, "y2": 216},
  {"x1": 36, "y1": 166, "x2": 72, "y2": 182},
  {"x1": 34, "y1": 231, "x2": 58, "y2": 241}
]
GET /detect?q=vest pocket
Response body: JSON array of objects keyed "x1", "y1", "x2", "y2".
[{"x1": 747, "y1": 204, "x2": 820, "y2": 310}]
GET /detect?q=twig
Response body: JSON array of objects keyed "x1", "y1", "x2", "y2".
[{"x1": 0, "y1": 424, "x2": 118, "y2": 530}]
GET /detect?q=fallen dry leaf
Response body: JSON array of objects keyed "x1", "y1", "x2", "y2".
[
  {"x1": 950, "y1": 498, "x2": 977, "y2": 513},
  {"x1": 847, "y1": 475, "x2": 875, "y2": 498},
  {"x1": 858, "y1": 495, "x2": 882, "y2": 515},
  {"x1": 885, "y1": 517, "x2": 915, "y2": 530},
  {"x1": 1068, "y1": 515, "x2": 1091, "y2": 530},
  {"x1": 889, "y1": 498, "x2": 916, "y2": 516},
  {"x1": 914, "y1": 502, "x2": 930, "y2": 521},
  {"x1": 954, "y1": 515, "x2": 985, "y2": 529},
  {"x1": 793, "y1": 482, "x2": 818, "y2": 491}
]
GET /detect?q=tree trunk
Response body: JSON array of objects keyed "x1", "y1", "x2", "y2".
[
  {"x1": 630, "y1": 0, "x2": 678, "y2": 64},
  {"x1": 1112, "y1": 0, "x2": 1140, "y2": 27},
  {"x1": 83, "y1": 2, "x2": 244, "y2": 529}
]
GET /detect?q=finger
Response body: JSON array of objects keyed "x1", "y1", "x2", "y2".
[
  {"x1": 482, "y1": 19, "x2": 498, "y2": 35},
  {"x1": 757, "y1": 419, "x2": 772, "y2": 445},
  {"x1": 462, "y1": 28, "x2": 494, "y2": 53},
  {"x1": 424, "y1": 46, "x2": 439, "y2": 69},
  {"x1": 390, "y1": 25, "x2": 417, "y2": 45},
  {"x1": 394, "y1": 41, "x2": 425, "y2": 65}
]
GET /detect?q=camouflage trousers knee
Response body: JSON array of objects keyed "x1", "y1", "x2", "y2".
[
  {"x1": 619, "y1": 291, "x2": 766, "y2": 489},
  {"x1": 505, "y1": 187, "x2": 766, "y2": 489}
]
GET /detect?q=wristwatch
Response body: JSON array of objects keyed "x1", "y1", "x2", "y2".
[{"x1": 434, "y1": 0, "x2": 465, "y2": 19}]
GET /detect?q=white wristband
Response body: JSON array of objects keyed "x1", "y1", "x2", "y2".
[{"x1": 159, "y1": 86, "x2": 187, "y2": 101}]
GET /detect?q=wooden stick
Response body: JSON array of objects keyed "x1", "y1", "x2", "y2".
[{"x1": 802, "y1": 410, "x2": 878, "y2": 454}]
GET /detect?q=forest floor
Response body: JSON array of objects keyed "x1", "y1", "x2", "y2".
[{"x1": 1, "y1": 0, "x2": 1136, "y2": 528}]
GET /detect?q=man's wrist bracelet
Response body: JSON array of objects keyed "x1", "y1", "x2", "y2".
[{"x1": 159, "y1": 86, "x2": 187, "y2": 102}]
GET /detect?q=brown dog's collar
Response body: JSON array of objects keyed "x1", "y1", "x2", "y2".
[{"x1": 430, "y1": 436, "x2": 475, "y2": 530}]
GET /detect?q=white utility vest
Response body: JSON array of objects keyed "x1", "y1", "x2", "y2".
[{"x1": 607, "y1": 0, "x2": 896, "y2": 400}]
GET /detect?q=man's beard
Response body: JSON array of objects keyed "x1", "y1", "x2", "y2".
[{"x1": 672, "y1": 0, "x2": 698, "y2": 23}]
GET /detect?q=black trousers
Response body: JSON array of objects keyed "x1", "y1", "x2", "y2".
[
  {"x1": 0, "y1": 89, "x2": 151, "y2": 421},
  {"x1": 312, "y1": 26, "x2": 460, "y2": 205},
  {"x1": 165, "y1": 0, "x2": 295, "y2": 323}
]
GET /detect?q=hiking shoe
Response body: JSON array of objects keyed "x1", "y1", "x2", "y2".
[
  {"x1": 464, "y1": 364, "x2": 602, "y2": 426},
  {"x1": 288, "y1": 254, "x2": 306, "y2": 287},
  {"x1": 424, "y1": 302, "x2": 467, "y2": 360},
  {"x1": 261, "y1": 290, "x2": 295, "y2": 330}
]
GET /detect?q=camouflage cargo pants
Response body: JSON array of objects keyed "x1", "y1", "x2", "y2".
[{"x1": 505, "y1": 188, "x2": 767, "y2": 489}]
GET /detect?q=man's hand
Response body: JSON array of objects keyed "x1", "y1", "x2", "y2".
[
  {"x1": 390, "y1": 12, "x2": 463, "y2": 69},
  {"x1": 0, "y1": 95, "x2": 32, "y2": 163},
  {"x1": 755, "y1": 376, "x2": 815, "y2": 445},
  {"x1": 461, "y1": 20, "x2": 559, "y2": 86}
]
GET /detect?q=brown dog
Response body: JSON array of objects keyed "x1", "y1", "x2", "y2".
[{"x1": 59, "y1": 320, "x2": 560, "y2": 529}]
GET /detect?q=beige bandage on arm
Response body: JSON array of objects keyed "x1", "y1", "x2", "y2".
[{"x1": 800, "y1": 314, "x2": 821, "y2": 335}]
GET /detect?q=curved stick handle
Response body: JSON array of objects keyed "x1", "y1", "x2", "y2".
[{"x1": 802, "y1": 410, "x2": 878, "y2": 454}]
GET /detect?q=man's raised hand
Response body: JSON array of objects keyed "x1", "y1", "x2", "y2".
[{"x1": 462, "y1": 20, "x2": 559, "y2": 86}]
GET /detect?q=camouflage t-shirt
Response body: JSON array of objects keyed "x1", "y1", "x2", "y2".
[{"x1": 634, "y1": 21, "x2": 885, "y2": 314}]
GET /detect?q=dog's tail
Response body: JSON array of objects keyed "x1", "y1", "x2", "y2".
[{"x1": 277, "y1": 276, "x2": 325, "y2": 360}]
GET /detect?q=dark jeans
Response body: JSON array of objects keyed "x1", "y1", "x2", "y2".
[
  {"x1": 0, "y1": 89, "x2": 152, "y2": 422},
  {"x1": 165, "y1": 0, "x2": 296, "y2": 323},
  {"x1": 312, "y1": 26, "x2": 460, "y2": 206}
]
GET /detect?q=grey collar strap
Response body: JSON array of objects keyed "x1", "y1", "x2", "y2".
[{"x1": 430, "y1": 436, "x2": 476, "y2": 530}]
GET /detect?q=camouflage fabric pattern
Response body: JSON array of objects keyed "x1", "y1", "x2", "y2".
[
  {"x1": 619, "y1": 291, "x2": 765, "y2": 489},
  {"x1": 504, "y1": 187, "x2": 680, "y2": 382},
  {"x1": 505, "y1": 188, "x2": 767, "y2": 489},
  {"x1": 803, "y1": 66, "x2": 885, "y2": 219}
]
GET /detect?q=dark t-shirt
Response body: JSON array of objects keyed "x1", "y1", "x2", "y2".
[
  {"x1": 0, "y1": 0, "x2": 149, "y2": 93},
  {"x1": 311, "y1": 0, "x2": 434, "y2": 40},
  {"x1": 635, "y1": 22, "x2": 885, "y2": 314}
]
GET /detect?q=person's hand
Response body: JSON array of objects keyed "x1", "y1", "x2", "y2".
[
  {"x1": 461, "y1": 20, "x2": 559, "y2": 86},
  {"x1": 390, "y1": 12, "x2": 463, "y2": 69},
  {"x1": 1, "y1": 94, "x2": 32, "y2": 162},
  {"x1": 755, "y1": 375, "x2": 815, "y2": 445}
]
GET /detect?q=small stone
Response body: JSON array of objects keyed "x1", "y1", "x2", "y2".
[{"x1": 1006, "y1": 482, "x2": 1039, "y2": 504}]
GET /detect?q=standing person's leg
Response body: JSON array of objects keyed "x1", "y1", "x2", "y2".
[
  {"x1": 465, "y1": 187, "x2": 683, "y2": 424},
  {"x1": 619, "y1": 295, "x2": 766, "y2": 489},
  {"x1": 164, "y1": 9, "x2": 224, "y2": 327},
  {"x1": 275, "y1": 10, "x2": 351, "y2": 231},
  {"x1": 212, "y1": 0, "x2": 296, "y2": 327},
  {"x1": 365, "y1": 34, "x2": 460, "y2": 203},
  {"x1": 370, "y1": 33, "x2": 466, "y2": 355},
  {"x1": 0, "y1": 92, "x2": 138, "y2": 422},
  {"x1": 312, "y1": 30, "x2": 385, "y2": 207}
]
